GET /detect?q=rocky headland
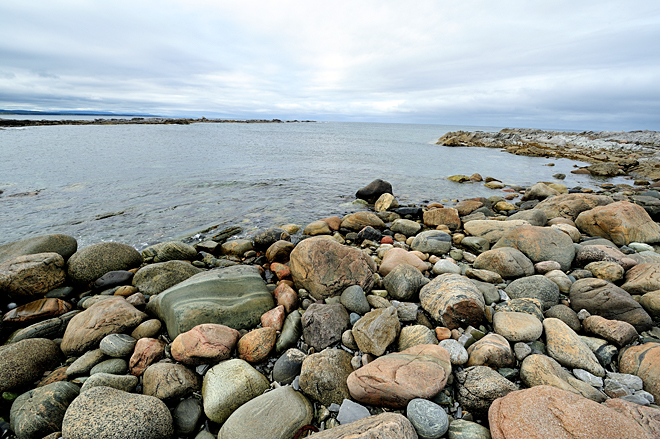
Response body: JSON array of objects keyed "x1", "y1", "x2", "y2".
[
  {"x1": 2, "y1": 176, "x2": 660, "y2": 439},
  {"x1": 438, "y1": 128, "x2": 660, "y2": 180}
]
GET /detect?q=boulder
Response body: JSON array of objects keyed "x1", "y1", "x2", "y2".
[
  {"x1": 544, "y1": 318, "x2": 605, "y2": 377},
  {"x1": 492, "y1": 225, "x2": 575, "y2": 271},
  {"x1": 575, "y1": 201, "x2": 660, "y2": 246},
  {"x1": 132, "y1": 260, "x2": 202, "y2": 296},
  {"x1": 583, "y1": 315, "x2": 638, "y2": 348},
  {"x1": 505, "y1": 275, "x2": 560, "y2": 310},
  {"x1": 619, "y1": 342, "x2": 660, "y2": 402},
  {"x1": 419, "y1": 274, "x2": 485, "y2": 329},
  {"x1": 569, "y1": 278, "x2": 653, "y2": 332},
  {"x1": 289, "y1": 236, "x2": 375, "y2": 299},
  {"x1": 355, "y1": 179, "x2": 393, "y2": 203},
  {"x1": 466, "y1": 333, "x2": 515, "y2": 369},
  {"x1": 463, "y1": 219, "x2": 529, "y2": 244},
  {"x1": 0, "y1": 234, "x2": 77, "y2": 264},
  {"x1": 67, "y1": 242, "x2": 142, "y2": 286},
  {"x1": 493, "y1": 311, "x2": 543, "y2": 342},
  {"x1": 218, "y1": 386, "x2": 313, "y2": 439},
  {"x1": 141, "y1": 241, "x2": 197, "y2": 263},
  {"x1": 520, "y1": 354, "x2": 606, "y2": 402},
  {"x1": 622, "y1": 263, "x2": 660, "y2": 295},
  {"x1": 171, "y1": 324, "x2": 240, "y2": 365},
  {"x1": 382, "y1": 263, "x2": 429, "y2": 300},
  {"x1": 142, "y1": 362, "x2": 200, "y2": 400},
  {"x1": 640, "y1": 290, "x2": 660, "y2": 317},
  {"x1": 423, "y1": 207, "x2": 461, "y2": 230},
  {"x1": 61, "y1": 386, "x2": 173, "y2": 439},
  {"x1": 309, "y1": 413, "x2": 417, "y2": 439},
  {"x1": 456, "y1": 366, "x2": 518, "y2": 415},
  {"x1": 473, "y1": 247, "x2": 534, "y2": 279},
  {"x1": 265, "y1": 240, "x2": 295, "y2": 263},
  {"x1": 410, "y1": 230, "x2": 452, "y2": 255},
  {"x1": 347, "y1": 344, "x2": 451, "y2": 408},
  {"x1": 299, "y1": 349, "x2": 354, "y2": 406},
  {"x1": 575, "y1": 244, "x2": 635, "y2": 268},
  {"x1": 146, "y1": 265, "x2": 274, "y2": 339},
  {"x1": 379, "y1": 248, "x2": 429, "y2": 277},
  {"x1": 341, "y1": 211, "x2": 386, "y2": 231},
  {"x1": 521, "y1": 183, "x2": 559, "y2": 201},
  {"x1": 488, "y1": 385, "x2": 653, "y2": 439},
  {"x1": 352, "y1": 307, "x2": 401, "y2": 356},
  {"x1": 602, "y1": 398, "x2": 660, "y2": 438},
  {"x1": 533, "y1": 193, "x2": 613, "y2": 221},
  {"x1": 61, "y1": 296, "x2": 146, "y2": 356},
  {"x1": 0, "y1": 253, "x2": 66, "y2": 299},
  {"x1": 301, "y1": 303, "x2": 350, "y2": 351}
]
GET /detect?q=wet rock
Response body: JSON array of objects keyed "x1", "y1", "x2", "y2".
[
  {"x1": 171, "y1": 323, "x2": 240, "y2": 366},
  {"x1": 66, "y1": 348, "x2": 105, "y2": 377},
  {"x1": 473, "y1": 247, "x2": 534, "y2": 279},
  {"x1": 142, "y1": 362, "x2": 200, "y2": 400},
  {"x1": 218, "y1": 386, "x2": 313, "y2": 439},
  {"x1": 302, "y1": 303, "x2": 350, "y2": 351},
  {"x1": 202, "y1": 358, "x2": 269, "y2": 424},
  {"x1": 141, "y1": 241, "x2": 197, "y2": 263},
  {"x1": 585, "y1": 261, "x2": 624, "y2": 282},
  {"x1": 261, "y1": 305, "x2": 286, "y2": 330},
  {"x1": 467, "y1": 333, "x2": 515, "y2": 369},
  {"x1": 253, "y1": 227, "x2": 290, "y2": 250},
  {"x1": 61, "y1": 386, "x2": 173, "y2": 439},
  {"x1": 352, "y1": 307, "x2": 400, "y2": 356},
  {"x1": 2, "y1": 298, "x2": 72, "y2": 325},
  {"x1": 569, "y1": 278, "x2": 653, "y2": 332},
  {"x1": 10, "y1": 381, "x2": 79, "y2": 439},
  {"x1": 146, "y1": 265, "x2": 274, "y2": 338},
  {"x1": 132, "y1": 260, "x2": 202, "y2": 296},
  {"x1": 99, "y1": 333, "x2": 136, "y2": 357},
  {"x1": 0, "y1": 338, "x2": 62, "y2": 392},
  {"x1": 273, "y1": 348, "x2": 306, "y2": 385},
  {"x1": 299, "y1": 349, "x2": 354, "y2": 406},
  {"x1": 456, "y1": 366, "x2": 518, "y2": 415},
  {"x1": 276, "y1": 310, "x2": 302, "y2": 353},
  {"x1": 391, "y1": 219, "x2": 422, "y2": 236},
  {"x1": 289, "y1": 236, "x2": 375, "y2": 300},
  {"x1": 220, "y1": 239, "x2": 253, "y2": 256},
  {"x1": 576, "y1": 201, "x2": 660, "y2": 246},
  {"x1": 94, "y1": 270, "x2": 134, "y2": 290},
  {"x1": 61, "y1": 297, "x2": 146, "y2": 356},
  {"x1": 544, "y1": 318, "x2": 605, "y2": 377},
  {"x1": 505, "y1": 275, "x2": 559, "y2": 310},
  {"x1": 347, "y1": 344, "x2": 451, "y2": 408},
  {"x1": 67, "y1": 242, "x2": 142, "y2": 286},
  {"x1": 173, "y1": 398, "x2": 203, "y2": 436},
  {"x1": 420, "y1": 274, "x2": 485, "y2": 329},
  {"x1": 355, "y1": 179, "x2": 393, "y2": 203}
]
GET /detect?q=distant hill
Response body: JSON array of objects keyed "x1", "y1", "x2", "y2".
[{"x1": 0, "y1": 109, "x2": 160, "y2": 117}]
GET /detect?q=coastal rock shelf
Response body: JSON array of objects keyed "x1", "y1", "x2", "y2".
[
  {"x1": 438, "y1": 128, "x2": 660, "y2": 180},
  {"x1": 2, "y1": 177, "x2": 660, "y2": 438}
]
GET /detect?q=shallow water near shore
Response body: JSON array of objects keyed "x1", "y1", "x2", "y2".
[{"x1": 0, "y1": 121, "x2": 629, "y2": 249}]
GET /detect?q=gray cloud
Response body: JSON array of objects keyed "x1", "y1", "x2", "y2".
[{"x1": 1, "y1": 0, "x2": 659, "y2": 130}]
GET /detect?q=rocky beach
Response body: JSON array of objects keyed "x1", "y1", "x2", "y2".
[{"x1": 3, "y1": 150, "x2": 660, "y2": 438}]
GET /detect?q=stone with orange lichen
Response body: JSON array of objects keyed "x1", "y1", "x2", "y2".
[{"x1": 488, "y1": 385, "x2": 653, "y2": 439}]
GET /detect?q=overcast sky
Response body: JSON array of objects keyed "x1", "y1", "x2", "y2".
[{"x1": 1, "y1": 1, "x2": 659, "y2": 130}]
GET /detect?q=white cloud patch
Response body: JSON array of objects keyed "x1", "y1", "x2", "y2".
[{"x1": 0, "y1": 0, "x2": 659, "y2": 129}]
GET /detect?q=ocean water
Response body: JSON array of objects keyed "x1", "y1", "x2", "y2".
[{"x1": 0, "y1": 121, "x2": 629, "y2": 249}]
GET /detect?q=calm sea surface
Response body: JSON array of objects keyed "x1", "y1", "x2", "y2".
[{"x1": 0, "y1": 121, "x2": 628, "y2": 249}]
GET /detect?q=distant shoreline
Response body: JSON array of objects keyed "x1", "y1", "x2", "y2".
[{"x1": 0, "y1": 117, "x2": 315, "y2": 127}]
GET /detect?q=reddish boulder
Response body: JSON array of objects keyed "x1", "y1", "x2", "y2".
[
  {"x1": 237, "y1": 327, "x2": 277, "y2": 363},
  {"x1": 423, "y1": 207, "x2": 461, "y2": 230},
  {"x1": 0, "y1": 252, "x2": 66, "y2": 299},
  {"x1": 171, "y1": 323, "x2": 240, "y2": 365},
  {"x1": 575, "y1": 200, "x2": 660, "y2": 246},
  {"x1": 129, "y1": 338, "x2": 166, "y2": 376},
  {"x1": 3, "y1": 298, "x2": 72, "y2": 324},
  {"x1": 619, "y1": 342, "x2": 660, "y2": 402}
]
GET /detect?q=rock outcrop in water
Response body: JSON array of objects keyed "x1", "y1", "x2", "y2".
[{"x1": 2, "y1": 175, "x2": 660, "y2": 439}]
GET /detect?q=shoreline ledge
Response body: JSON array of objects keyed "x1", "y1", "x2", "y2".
[
  {"x1": 0, "y1": 117, "x2": 316, "y2": 127},
  {"x1": 2, "y1": 178, "x2": 660, "y2": 438},
  {"x1": 438, "y1": 128, "x2": 660, "y2": 180}
]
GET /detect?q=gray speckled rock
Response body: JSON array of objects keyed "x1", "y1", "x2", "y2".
[
  {"x1": 80, "y1": 373, "x2": 138, "y2": 393},
  {"x1": 439, "y1": 339, "x2": 469, "y2": 365},
  {"x1": 455, "y1": 366, "x2": 518, "y2": 415},
  {"x1": 66, "y1": 349, "x2": 105, "y2": 377},
  {"x1": 132, "y1": 260, "x2": 202, "y2": 296},
  {"x1": 340, "y1": 285, "x2": 371, "y2": 315},
  {"x1": 146, "y1": 265, "x2": 275, "y2": 339},
  {"x1": 411, "y1": 230, "x2": 452, "y2": 256},
  {"x1": 62, "y1": 386, "x2": 173, "y2": 439},
  {"x1": 505, "y1": 275, "x2": 560, "y2": 310},
  {"x1": 0, "y1": 338, "x2": 62, "y2": 393},
  {"x1": 67, "y1": 242, "x2": 142, "y2": 286},
  {"x1": 202, "y1": 359, "x2": 269, "y2": 424},
  {"x1": 218, "y1": 386, "x2": 313, "y2": 439},
  {"x1": 337, "y1": 399, "x2": 371, "y2": 425},
  {"x1": 141, "y1": 241, "x2": 197, "y2": 263},
  {"x1": 406, "y1": 398, "x2": 449, "y2": 439},
  {"x1": 383, "y1": 263, "x2": 429, "y2": 301},
  {"x1": 10, "y1": 381, "x2": 79, "y2": 439},
  {"x1": 99, "y1": 333, "x2": 137, "y2": 357}
]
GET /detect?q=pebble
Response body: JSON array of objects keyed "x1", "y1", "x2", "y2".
[
  {"x1": 439, "y1": 339, "x2": 469, "y2": 365},
  {"x1": 406, "y1": 398, "x2": 449, "y2": 439},
  {"x1": 99, "y1": 333, "x2": 137, "y2": 357}
]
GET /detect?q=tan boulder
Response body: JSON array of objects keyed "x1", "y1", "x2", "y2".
[
  {"x1": 419, "y1": 274, "x2": 485, "y2": 330},
  {"x1": 640, "y1": 290, "x2": 660, "y2": 317},
  {"x1": 375, "y1": 193, "x2": 399, "y2": 212},
  {"x1": 488, "y1": 385, "x2": 653, "y2": 439},
  {"x1": 347, "y1": 344, "x2": 451, "y2": 408},
  {"x1": 352, "y1": 307, "x2": 400, "y2": 356},
  {"x1": 0, "y1": 252, "x2": 66, "y2": 299},
  {"x1": 533, "y1": 193, "x2": 613, "y2": 221},
  {"x1": 309, "y1": 413, "x2": 417, "y2": 439},
  {"x1": 463, "y1": 219, "x2": 529, "y2": 244},
  {"x1": 466, "y1": 333, "x2": 515, "y2": 369},
  {"x1": 171, "y1": 323, "x2": 240, "y2": 365},
  {"x1": 340, "y1": 211, "x2": 386, "y2": 231},
  {"x1": 544, "y1": 318, "x2": 605, "y2": 377},
  {"x1": 379, "y1": 247, "x2": 429, "y2": 277},
  {"x1": 423, "y1": 207, "x2": 461, "y2": 230},
  {"x1": 582, "y1": 315, "x2": 638, "y2": 348},
  {"x1": 622, "y1": 263, "x2": 660, "y2": 295},
  {"x1": 492, "y1": 225, "x2": 575, "y2": 271},
  {"x1": 575, "y1": 200, "x2": 660, "y2": 246}
]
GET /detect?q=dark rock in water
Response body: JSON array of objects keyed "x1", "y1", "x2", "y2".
[
  {"x1": 67, "y1": 242, "x2": 142, "y2": 286},
  {"x1": 211, "y1": 226, "x2": 243, "y2": 243},
  {"x1": 141, "y1": 241, "x2": 197, "y2": 263},
  {"x1": 0, "y1": 234, "x2": 78, "y2": 264},
  {"x1": 355, "y1": 179, "x2": 393, "y2": 203},
  {"x1": 62, "y1": 386, "x2": 173, "y2": 439},
  {"x1": 393, "y1": 207, "x2": 423, "y2": 218},
  {"x1": 302, "y1": 303, "x2": 350, "y2": 351},
  {"x1": 0, "y1": 338, "x2": 63, "y2": 392},
  {"x1": 356, "y1": 226, "x2": 382, "y2": 244},
  {"x1": 10, "y1": 381, "x2": 80, "y2": 439},
  {"x1": 253, "y1": 227, "x2": 290, "y2": 250},
  {"x1": 147, "y1": 265, "x2": 274, "y2": 339},
  {"x1": 94, "y1": 270, "x2": 134, "y2": 290}
]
